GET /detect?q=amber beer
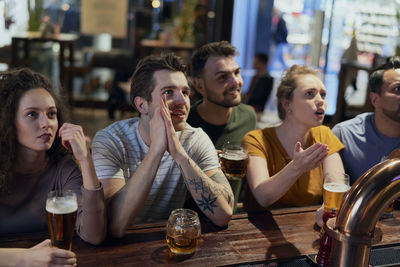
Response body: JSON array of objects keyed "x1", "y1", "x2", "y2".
[
  {"x1": 46, "y1": 191, "x2": 78, "y2": 251},
  {"x1": 220, "y1": 149, "x2": 248, "y2": 180},
  {"x1": 323, "y1": 182, "x2": 350, "y2": 212},
  {"x1": 166, "y1": 209, "x2": 201, "y2": 255},
  {"x1": 166, "y1": 234, "x2": 200, "y2": 255}
]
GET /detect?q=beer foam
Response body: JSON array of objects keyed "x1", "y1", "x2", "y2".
[
  {"x1": 46, "y1": 198, "x2": 78, "y2": 214},
  {"x1": 221, "y1": 151, "x2": 248, "y2": 161},
  {"x1": 323, "y1": 182, "x2": 350, "y2": 193}
]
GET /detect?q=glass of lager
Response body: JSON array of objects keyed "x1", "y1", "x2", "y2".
[
  {"x1": 166, "y1": 208, "x2": 201, "y2": 255},
  {"x1": 316, "y1": 173, "x2": 350, "y2": 266},
  {"x1": 220, "y1": 141, "x2": 249, "y2": 180},
  {"x1": 46, "y1": 190, "x2": 78, "y2": 251},
  {"x1": 323, "y1": 173, "x2": 350, "y2": 213}
]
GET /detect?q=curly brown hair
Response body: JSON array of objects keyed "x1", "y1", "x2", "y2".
[
  {"x1": 0, "y1": 68, "x2": 68, "y2": 191},
  {"x1": 276, "y1": 65, "x2": 320, "y2": 120}
]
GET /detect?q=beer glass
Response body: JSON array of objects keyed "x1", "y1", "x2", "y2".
[
  {"x1": 166, "y1": 209, "x2": 201, "y2": 255},
  {"x1": 323, "y1": 172, "x2": 350, "y2": 213},
  {"x1": 46, "y1": 190, "x2": 78, "y2": 251},
  {"x1": 219, "y1": 141, "x2": 248, "y2": 180},
  {"x1": 316, "y1": 173, "x2": 350, "y2": 266}
]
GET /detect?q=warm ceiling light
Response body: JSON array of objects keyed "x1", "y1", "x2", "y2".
[{"x1": 152, "y1": 0, "x2": 160, "y2": 8}]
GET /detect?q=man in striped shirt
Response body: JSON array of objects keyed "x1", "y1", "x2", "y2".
[{"x1": 92, "y1": 53, "x2": 233, "y2": 238}]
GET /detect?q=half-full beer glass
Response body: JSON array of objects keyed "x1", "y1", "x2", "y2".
[
  {"x1": 46, "y1": 190, "x2": 78, "y2": 251},
  {"x1": 323, "y1": 173, "x2": 350, "y2": 213},
  {"x1": 166, "y1": 209, "x2": 201, "y2": 255},
  {"x1": 220, "y1": 142, "x2": 248, "y2": 180}
]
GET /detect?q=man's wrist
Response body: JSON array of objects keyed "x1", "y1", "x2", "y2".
[
  {"x1": 147, "y1": 146, "x2": 165, "y2": 161},
  {"x1": 172, "y1": 149, "x2": 190, "y2": 166}
]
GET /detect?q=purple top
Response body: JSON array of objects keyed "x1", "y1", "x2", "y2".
[{"x1": 0, "y1": 155, "x2": 106, "y2": 244}]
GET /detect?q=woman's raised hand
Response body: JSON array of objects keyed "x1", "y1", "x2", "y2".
[
  {"x1": 292, "y1": 142, "x2": 329, "y2": 172},
  {"x1": 59, "y1": 123, "x2": 90, "y2": 162}
]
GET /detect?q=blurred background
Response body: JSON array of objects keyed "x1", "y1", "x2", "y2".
[{"x1": 0, "y1": 0, "x2": 399, "y2": 135}]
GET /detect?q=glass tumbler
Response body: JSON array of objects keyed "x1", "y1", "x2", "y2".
[{"x1": 166, "y1": 208, "x2": 201, "y2": 255}]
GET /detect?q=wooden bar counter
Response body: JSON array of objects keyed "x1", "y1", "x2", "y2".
[{"x1": 1, "y1": 207, "x2": 400, "y2": 266}]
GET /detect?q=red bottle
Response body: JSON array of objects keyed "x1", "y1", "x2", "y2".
[{"x1": 316, "y1": 209, "x2": 337, "y2": 266}]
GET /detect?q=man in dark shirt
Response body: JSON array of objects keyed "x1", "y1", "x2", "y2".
[{"x1": 188, "y1": 41, "x2": 257, "y2": 150}]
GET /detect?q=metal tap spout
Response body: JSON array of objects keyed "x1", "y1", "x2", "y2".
[{"x1": 326, "y1": 157, "x2": 400, "y2": 267}]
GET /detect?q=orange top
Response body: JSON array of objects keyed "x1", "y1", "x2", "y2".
[{"x1": 243, "y1": 125, "x2": 344, "y2": 211}]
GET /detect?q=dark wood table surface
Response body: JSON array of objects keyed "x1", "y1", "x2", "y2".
[{"x1": 2, "y1": 207, "x2": 400, "y2": 266}]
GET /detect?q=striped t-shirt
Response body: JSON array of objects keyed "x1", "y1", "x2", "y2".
[{"x1": 92, "y1": 118, "x2": 220, "y2": 223}]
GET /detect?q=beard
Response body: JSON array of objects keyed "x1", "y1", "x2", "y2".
[
  {"x1": 204, "y1": 86, "x2": 242, "y2": 108},
  {"x1": 382, "y1": 105, "x2": 400, "y2": 123}
]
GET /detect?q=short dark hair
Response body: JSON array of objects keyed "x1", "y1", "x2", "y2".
[
  {"x1": 254, "y1": 53, "x2": 269, "y2": 64},
  {"x1": 0, "y1": 68, "x2": 67, "y2": 190},
  {"x1": 191, "y1": 41, "x2": 237, "y2": 78},
  {"x1": 369, "y1": 56, "x2": 400, "y2": 94},
  {"x1": 130, "y1": 53, "x2": 187, "y2": 105}
]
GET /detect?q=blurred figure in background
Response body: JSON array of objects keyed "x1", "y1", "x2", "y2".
[
  {"x1": 269, "y1": 8, "x2": 288, "y2": 72},
  {"x1": 244, "y1": 53, "x2": 274, "y2": 113},
  {"x1": 341, "y1": 33, "x2": 359, "y2": 95},
  {"x1": 193, "y1": 3, "x2": 208, "y2": 49}
]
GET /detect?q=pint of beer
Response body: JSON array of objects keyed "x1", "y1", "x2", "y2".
[
  {"x1": 323, "y1": 173, "x2": 350, "y2": 213},
  {"x1": 166, "y1": 209, "x2": 201, "y2": 255},
  {"x1": 46, "y1": 190, "x2": 78, "y2": 251},
  {"x1": 220, "y1": 142, "x2": 248, "y2": 180}
]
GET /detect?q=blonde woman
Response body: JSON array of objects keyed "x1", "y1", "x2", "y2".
[{"x1": 244, "y1": 65, "x2": 344, "y2": 212}]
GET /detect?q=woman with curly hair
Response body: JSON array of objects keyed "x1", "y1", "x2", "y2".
[
  {"x1": 243, "y1": 65, "x2": 345, "y2": 214},
  {"x1": 0, "y1": 68, "x2": 106, "y2": 266}
]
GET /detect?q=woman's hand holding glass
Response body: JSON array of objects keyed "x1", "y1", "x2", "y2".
[{"x1": 17, "y1": 239, "x2": 76, "y2": 267}]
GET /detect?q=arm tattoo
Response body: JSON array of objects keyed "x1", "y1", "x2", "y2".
[
  {"x1": 210, "y1": 172, "x2": 233, "y2": 204},
  {"x1": 188, "y1": 177, "x2": 206, "y2": 193},
  {"x1": 179, "y1": 156, "x2": 233, "y2": 211},
  {"x1": 223, "y1": 186, "x2": 232, "y2": 205},
  {"x1": 197, "y1": 193, "x2": 218, "y2": 214}
]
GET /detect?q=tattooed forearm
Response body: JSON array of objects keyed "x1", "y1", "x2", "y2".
[
  {"x1": 188, "y1": 177, "x2": 207, "y2": 193},
  {"x1": 178, "y1": 156, "x2": 233, "y2": 212},
  {"x1": 223, "y1": 186, "x2": 232, "y2": 205},
  {"x1": 210, "y1": 172, "x2": 234, "y2": 203},
  {"x1": 197, "y1": 193, "x2": 218, "y2": 214}
]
